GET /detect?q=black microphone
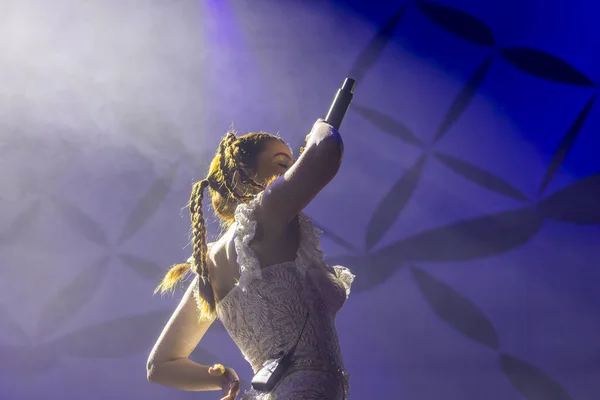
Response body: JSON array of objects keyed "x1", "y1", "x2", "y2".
[{"x1": 324, "y1": 78, "x2": 356, "y2": 130}]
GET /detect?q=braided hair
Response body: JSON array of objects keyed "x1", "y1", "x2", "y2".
[{"x1": 155, "y1": 129, "x2": 287, "y2": 318}]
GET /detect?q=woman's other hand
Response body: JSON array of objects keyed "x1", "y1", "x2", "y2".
[{"x1": 209, "y1": 364, "x2": 240, "y2": 400}]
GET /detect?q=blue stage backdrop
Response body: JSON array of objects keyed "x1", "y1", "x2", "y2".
[{"x1": 0, "y1": 0, "x2": 598, "y2": 399}]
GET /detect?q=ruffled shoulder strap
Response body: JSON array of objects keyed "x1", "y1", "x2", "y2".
[
  {"x1": 232, "y1": 192, "x2": 264, "y2": 291},
  {"x1": 227, "y1": 193, "x2": 356, "y2": 297}
]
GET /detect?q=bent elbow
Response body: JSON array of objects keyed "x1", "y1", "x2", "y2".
[{"x1": 146, "y1": 361, "x2": 159, "y2": 383}]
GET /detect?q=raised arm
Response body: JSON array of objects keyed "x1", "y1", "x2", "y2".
[
  {"x1": 146, "y1": 275, "x2": 221, "y2": 391},
  {"x1": 257, "y1": 119, "x2": 343, "y2": 229}
]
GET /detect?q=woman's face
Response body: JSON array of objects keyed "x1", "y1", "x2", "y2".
[{"x1": 253, "y1": 139, "x2": 294, "y2": 184}]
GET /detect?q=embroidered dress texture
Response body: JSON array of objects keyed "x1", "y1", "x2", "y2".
[{"x1": 194, "y1": 193, "x2": 354, "y2": 399}]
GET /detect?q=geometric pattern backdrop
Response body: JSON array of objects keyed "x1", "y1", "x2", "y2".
[{"x1": 1, "y1": 0, "x2": 598, "y2": 399}]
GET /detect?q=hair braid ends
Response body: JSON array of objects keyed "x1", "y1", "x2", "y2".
[{"x1": 155, "y1": 179, "x2": 217, "y2": 317}]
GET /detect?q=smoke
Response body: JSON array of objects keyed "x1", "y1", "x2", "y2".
[{"x1": 0, "y1": 0, "x2": 212, "y2": 198}]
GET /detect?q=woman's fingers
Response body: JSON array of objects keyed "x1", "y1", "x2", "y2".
[
  {"x1": 226, "y1": 377, "x2": 240, "y2": 399},
  {"x1": 210, "y1": 364, "x2": 239, "y2": 399},
  {"x1": 221, "y1": 385, "x2": 239, "y2": 400}
]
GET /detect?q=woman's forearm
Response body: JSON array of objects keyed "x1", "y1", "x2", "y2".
[{"x1": 147, "y1": 358, "x2": 221, "y2": 391}]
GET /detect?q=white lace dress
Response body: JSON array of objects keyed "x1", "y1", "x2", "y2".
[{"x1": 198, "y1": 194, "x2": 355, "y2": 399}]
